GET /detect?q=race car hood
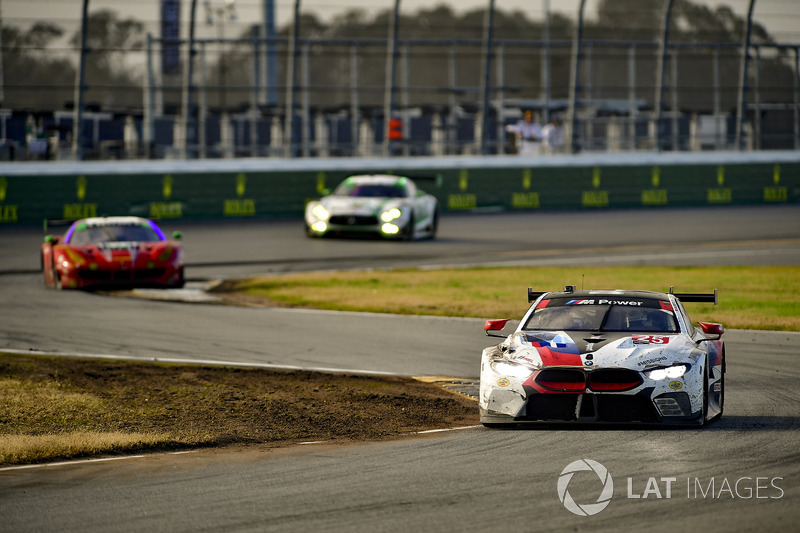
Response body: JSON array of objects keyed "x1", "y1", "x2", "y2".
[
  {"x1": 498, "y1": 330, "x2": 697, "y2": 370},
  {"x1": 320, "y1": 196, "x2": 405, "y2": 216},
  {"x1": 59, "y1": 241, "x2": 177, "y2": 266}
]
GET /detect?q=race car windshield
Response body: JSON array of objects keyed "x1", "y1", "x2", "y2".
[
  {"x1": 523, "y1": 300, "x2": 679, "y2": 333},
  {"x1": 335, "y1": 183, "x2": 408, "y2": 198},
  {"x1": 69, "y1": 224, "x2": 163, "y2": 245}
]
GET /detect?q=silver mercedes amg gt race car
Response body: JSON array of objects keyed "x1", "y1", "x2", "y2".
[
  {"x1": 304, "y1": 174, "x2": 439, "y2": 240},
  {"x1": 479, "y1": 286, "x2": 725, "y2": 427}
]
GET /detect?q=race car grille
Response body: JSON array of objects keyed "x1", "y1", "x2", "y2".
[
  {"x1": 587, "y1": 369, "x2": 643, "y2": 392},
  {"x1": 78, "y1": 269, "x2": 113, "y2": 281},
  {"x1": 523, "y1": 393, "x2": 659, "y2": 423},
  {"x1": 134, "y1": 268, "x2": 166, "y2": 279},
  {"x1": 535, "y1": 369, "x2": 585, "y2": 392},
  {"x1": 77, "y1": 268, "x2": 165, "y2": 281},
  {"x1": 329, "y1": 215, "x2": 378, "y2": 226}
]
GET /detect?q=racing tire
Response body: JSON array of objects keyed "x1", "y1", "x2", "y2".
[
  {"x1": 53, "y1": 267, "x2": 63, "y2": 290},
  {"x1": 481, "y1": 422, "x2": 518, "y2": 429},
  {"x1": 402, "y1": 213, "x2": 415, "y2": 241},
  {"x1": 701, "y1": 360, "x2": 709, "y2": 425},
  {"x1": 712, "y1": 354, "x2": 725, "y2": 421},
  {"x1": 429, "y1": 210, "x2": 439, "y2": 240},
  {"x1": 41, "y1": 253, "x2": 49, "y2": 287}
]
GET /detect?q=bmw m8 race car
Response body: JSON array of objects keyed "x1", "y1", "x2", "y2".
[
  {"x1": 41, "y1": 216, "x2": 184, "y2": 290},
  {"x1": 304, "y1": 174, "x2": 439, "y2": 240},
  {"x1": 479, "y1": 287, "x2": 725, "y2": 427}
]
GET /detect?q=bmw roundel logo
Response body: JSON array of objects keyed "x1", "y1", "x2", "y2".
[{"x1": 584, "y1": 361, "x2": 593, "y2": 366}]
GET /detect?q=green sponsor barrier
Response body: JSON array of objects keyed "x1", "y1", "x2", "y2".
[{"x1": 0, "y1": 156, "x2": 797, "y2": 225}]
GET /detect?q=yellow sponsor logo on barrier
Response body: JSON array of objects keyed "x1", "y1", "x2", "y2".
[
  {"x1": 707, "y1": 188, "x2": 731, "y2": 204},
  {"x1": 448, "y1": 194, "x2": 476, "y2": 210},
  {"x1": 0, "y1": 204, "x2": 18, "y2": 223},
  {"x1": 763, "y1": 187, "x2": 787, "y2": 202},
  {"x1": 642, "y1": 189, "x2": 668, "y2": 206},
  {"x1": 63, "y1": 203, "x2": 97, "y2": 219},
  {"x1": 150, "y1": 202, "x2": 183, "y2": 218},
  {"x1": 582, "y1": 190, "x2": 609, "y2": 207},
  {"x1": 512, "y1": 192, "x2": 540, "y2": 209},
  {"x1": 224, "y1": 199, "x2": 256, "y2": 216}
]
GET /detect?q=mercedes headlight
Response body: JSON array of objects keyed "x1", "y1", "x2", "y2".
[
  {"x1": 380, "y1": 208, "x2": 402, "y2": 223},
  {"x1": 311, "y1": 204, "x2": 330, "y2": 221},
  {"x1": 492, "y1": 361, "x2": 534, "y2": 379},
  {"x1": 645, "y1": 364, "x2": 690, "y2": 380}
]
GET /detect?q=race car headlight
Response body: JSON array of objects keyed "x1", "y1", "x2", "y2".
[
  {"x1": 645, "y1": 364, "x2": 690, "y2": 380},
  {"x1": 491, "y1": 361, "x2": 534, "y2": 379},
  {"x1": 380, "y1": 208, "x2": 402, "y2": 222},
  {"x1": 311, "y1": 204, "x2": 330, "y2": 221},
  {"x1": 381, "y1": 223, "x2": 400, "y2": 235}
]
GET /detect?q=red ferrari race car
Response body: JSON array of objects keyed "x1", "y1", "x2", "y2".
[{"x1": 41, "y1": 216, "x2": 184, "y2": 290}]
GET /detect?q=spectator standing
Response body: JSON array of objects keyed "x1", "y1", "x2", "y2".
[
  {"x1": 541, "y1": 114, "x2": 564, "y2": 154},
  {"x1": 506, "y1": 110, "x2": 542, "y2": 156}
]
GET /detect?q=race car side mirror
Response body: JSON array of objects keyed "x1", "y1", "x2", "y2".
[
  {"x1": 44, "y1": 235, "x2": 60, "y2": 245},
  {"x1": 697, "y1": 321, "x2": 724, "y2": 341},
  {"x1": 485, "y1": 319, "x2": 511, "y2": 337},
  {"x1": 172, "y1": 231, "x2": 182, "y2": 240}
]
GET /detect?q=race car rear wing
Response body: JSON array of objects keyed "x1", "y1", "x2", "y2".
[
  {"x1": 528, "y1": 285, "x2": 575, "y2": 302},
  {"x1": 528, "y1": 288, "x2": 546, "y2": 302},
  {"x1": 669, "y1": 287, "x2": 718, "y2": 305},
  {"x1": 526, "y1": 286, "x2": 718, "y2": 305}
]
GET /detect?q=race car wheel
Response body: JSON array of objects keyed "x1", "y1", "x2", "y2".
[
  {"x1": 429, "y1": 210, "x2": 439, "y2": 240},
  {"x1": 402, "y1": 214, "x2": 415, "y2": 241},
  {"x1": 41, "y1": 254, "x2": 49, "y2": 286},
  {"x1": 53, "y1": 267, "x2": 63, "y2": 290},
  {"x1": 714, "y1": 354, "x2": 725, "y2": 420},
  {"x1": 701, "y1": 360, "x2": 709, "y2": 424}
]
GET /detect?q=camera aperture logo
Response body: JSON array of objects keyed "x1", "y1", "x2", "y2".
[
  {"x1": 557, "y1": 459, "x2": 614, "y2": 516},
  {"x1": 558, "y1": 460, "x2": 785, "y2": 517}
]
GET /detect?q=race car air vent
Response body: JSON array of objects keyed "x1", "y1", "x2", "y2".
[
  {"x1": 587, "y1": 369, "x2": 643, "y2": 392},
  {"x1": 526, "y1": 395, "x2": 579, "y2": 421},
  {"x1": 535, "y1": 369, "x2": 586, "y2": 392},
  {"x1": 329, "y1": 215, "x2": 379, "y2": 226},
  {"x1": 595, "y1": 395, "x2": 658, "y2": 423}
]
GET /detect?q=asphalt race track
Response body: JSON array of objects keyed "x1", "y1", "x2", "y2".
[{"x1": 1, "y1": 204, "x2": 799, "y2": 532}]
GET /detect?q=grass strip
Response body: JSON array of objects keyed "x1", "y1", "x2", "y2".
[{"x1": 222, "y1": 265, "x2": 800, "y2": 331}]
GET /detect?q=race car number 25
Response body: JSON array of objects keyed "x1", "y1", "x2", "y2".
[{"x1": 633, "y1": 335, "x2": 671, "y2": 345}]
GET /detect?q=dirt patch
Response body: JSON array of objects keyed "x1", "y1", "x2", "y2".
[
  {"x1": 207, "y1": 279, "x2": 286, "y2": 307},
  {"x1": 0, "y1": 353, "x2": 479, "y2": 465}
]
